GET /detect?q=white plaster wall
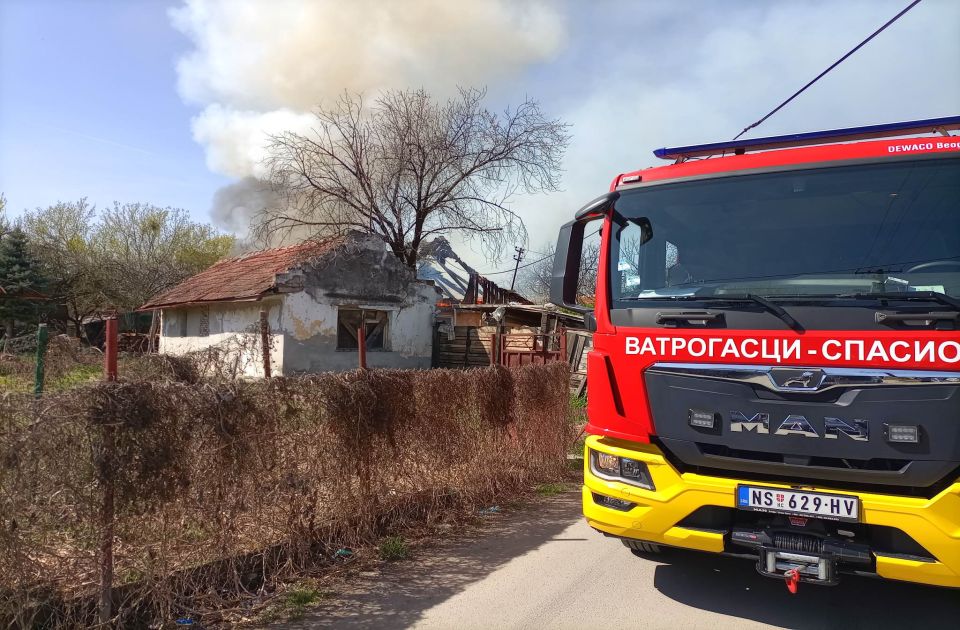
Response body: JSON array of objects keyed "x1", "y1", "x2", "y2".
[
  {"x1": 158, "y1": 300, "x2": 284, "y2": 377},
  {"x1": 280, "y1": 291, "x2": 338, "y2": 343},
  {"x1": 386, "y1": 284, "x2": 436, "y2": 358},
  {"x1": 280, "y1": 283, "x2": 437, "y2": 373}
]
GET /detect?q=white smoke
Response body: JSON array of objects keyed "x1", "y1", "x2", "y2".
[
  {"x1": 512, "y1": 0, "x2": 960, "y2": 260},
  {"x1": 190, "y1": 106, "x2": 315, "y2": 179},
  {"x1": 171, "y1": 0, "x2": 959, "y2": 271},
  {"x1": 170, "y1": 0, "x2": 566, "y2": 231},
  {"x1": 209, "y1": 176, "x2": 283, "y2": 235}
]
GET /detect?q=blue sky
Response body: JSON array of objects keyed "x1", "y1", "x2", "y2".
[
  {"x1": 0, "y1": 0, "x2": 227, "y2": 220},
  {"x1": 1, "y1": 0, "x2": 958, "y2": 271}
]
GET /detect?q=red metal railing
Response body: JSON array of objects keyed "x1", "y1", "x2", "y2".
[{"x1": 497, "y1": 331, "x2": 567, "y2": 367}]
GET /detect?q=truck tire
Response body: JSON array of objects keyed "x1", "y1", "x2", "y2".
[{"x1": 622, "y1": 539, "x2": 661, "y2": 555}]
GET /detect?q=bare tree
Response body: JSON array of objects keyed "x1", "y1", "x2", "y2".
[
  {"x1": 257, "y1": 88, "x2": 570, "y2": 268},
  {"x1": 19, "y1": 199, "x2": 100, "y2": 336},
  {"x1": 520, "y1": 240, "x2": 600, "y2": 305},
  {"x1": 20, "y1": 200, "x2": 234, "y2": 335},
  {"x1": 93, "y1": 202, "x2": 235, "y2": 310},
  {"x1": 0, "y1": 193, "x2": 8, "y2": 236}
]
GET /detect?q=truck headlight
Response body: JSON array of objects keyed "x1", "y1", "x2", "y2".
[
  {"x1": 590, "y1": 450, "x2": 655, "y2": 491},
  {"x1": 595, "y1": 452, "x2": 620, "y2": 475}
]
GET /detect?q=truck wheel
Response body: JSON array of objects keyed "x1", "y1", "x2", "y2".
[{"x1": 622, "y1": 539, "x2": 661, "y2": 555}]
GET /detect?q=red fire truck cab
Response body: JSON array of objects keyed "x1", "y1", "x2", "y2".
[{"x1": 551, "y1": 116, "x2": 960, "y2": 589}]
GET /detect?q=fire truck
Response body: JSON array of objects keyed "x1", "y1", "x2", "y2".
[{"x1": 551, "y1": 116, "x2": 960, "y2": 591}]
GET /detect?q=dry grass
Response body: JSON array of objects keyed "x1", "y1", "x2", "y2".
[{"x1": 0, "y1": 362, "x2": 573, "y2": 628}]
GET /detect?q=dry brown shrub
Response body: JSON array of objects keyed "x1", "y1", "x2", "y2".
[
  {"x1": 0, "y1": 363, "x2": 574, "y2": 628},
  {"x1": 1, "y1": 335, "x2": 100, "y2": 381},
  {"x1": 119, "y1": 354, "x2": 201, "y2": 384}
]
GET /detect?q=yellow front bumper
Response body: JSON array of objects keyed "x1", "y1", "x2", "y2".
[{"x1": 584, "y1": 435, "x2": 960, "y2": 588}]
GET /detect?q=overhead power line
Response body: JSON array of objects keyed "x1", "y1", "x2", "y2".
[
  {"x1": 732, "y1": 0, "x2": 923, "y2": 141},
  {"x1": 482, "y1": 252, "x2": 552, "y2": 276},
  {"x1": 480, "y1": 228, "x2": 602, "y2": 276}
]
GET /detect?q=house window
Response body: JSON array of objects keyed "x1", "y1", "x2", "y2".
[
  {"x1": 163, "y1": 310, "x2": 189, "y2": 337},
  {"x1": 337, "y1": 308, "x2": 388, "y2": 350}
]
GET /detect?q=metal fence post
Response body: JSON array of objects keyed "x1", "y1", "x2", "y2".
[
  {"x1": 99, "y1": 316, "x2": 118, "y2": 624},
  {"x1": 34, "y1": 323, "x2": 48, "y2": 398},
  {"x1": 104, "y1": 317, "x2": 118, "y2": 382},
  {"x1": 357, "y1": 325, "x2": 367, "y2": 369},
  {"x1": 260, "y1": 309, "x2": 272, "y2": 378}
]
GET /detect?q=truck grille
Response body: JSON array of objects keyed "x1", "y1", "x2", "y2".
[
  {"x1": 644, "y1": 364, "x2": 960, "y2": 494},
  {"x1": 697, "y1": 444, "x2": 910, "y2": 472}
]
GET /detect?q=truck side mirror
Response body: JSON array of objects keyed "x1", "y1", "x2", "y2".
[
  {"x1": 551, "y1": 220, "x2": 589, "y2": 312},
  {"x1": 551, "y1": 192, "x2": 618, "y2": 313}
]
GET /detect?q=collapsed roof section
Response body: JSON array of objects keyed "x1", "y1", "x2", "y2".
[{"x1": 417, "y1": 237, "x2": 530, "y2": 305}]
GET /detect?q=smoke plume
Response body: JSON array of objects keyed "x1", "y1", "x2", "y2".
[
  {"x1": 170, "y1": 0, "x2": 565, "y2": 234},
  {"x1": 209, "y1": 176, "x2": 283, "y2": 235}
]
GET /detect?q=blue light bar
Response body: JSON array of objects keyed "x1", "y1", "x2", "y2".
[{"x1": 653, "y1": 115, "x2": 960, "y2": 161}]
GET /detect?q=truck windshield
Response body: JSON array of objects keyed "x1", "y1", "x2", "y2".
[{"x1": 610, "y1": 157, "x2": 960, "y2": 305}]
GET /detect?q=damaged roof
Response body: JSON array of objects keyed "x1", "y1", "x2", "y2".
[
  {"x1": 453, "y1": 303, "x2": 584, "y2": 325},
  {"x1": 417, "y1": 236, "x2": 529, "y2": 304},
  {"x1": 417, "y1": 237, "x2": 475, "y2": 301},
  {"x1": 139, "y1": 237, "x2": 344, "y2": 310}
]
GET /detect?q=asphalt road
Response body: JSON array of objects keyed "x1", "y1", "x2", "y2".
[{"x1": 288, "y1": 490, "x2": 960, "y2": 629}]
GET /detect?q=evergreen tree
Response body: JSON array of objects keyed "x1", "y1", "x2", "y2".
[{"x1": 0, "y1": 227, "x2": 48, "y2": 337}]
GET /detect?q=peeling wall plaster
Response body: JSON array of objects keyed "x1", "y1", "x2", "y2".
[{"x1": 158, "y1": 235, "x2": 440, "y2": 376}]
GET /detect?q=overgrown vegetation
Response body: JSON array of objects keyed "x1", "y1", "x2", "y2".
[
  {"x1": 0, "y1": 362, "x2": 573, "y2": 627},
  {"x1": 535, "y1": 482, "x2": 568, "y2": 497},
  {"x1": 15, "y1": 199, "x2": 234, "y2": 337},
  {"x1": 257, "y1": 579, "x2": 328, "y2": 623},
  {"x1": 378, "y1": 536, "x2": 410, "y2": 562},
  {"x1": 0, "y1": 334, "x2": 199, "y2": 393}
]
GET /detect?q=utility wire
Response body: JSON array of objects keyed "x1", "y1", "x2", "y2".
[
  {"x1": 481, "y1": 253, "x2": 552, "y2": 276},
  {"x1": 480, "y1": 228, "x2": 602, "y2": 276},
  {"x1": 732, "y1": 0, "x2": 923, "y2": 141}
]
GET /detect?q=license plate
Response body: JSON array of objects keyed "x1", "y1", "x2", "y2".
[{"x1": 736, "y1": 485, "x2": 859, "y2": 522}]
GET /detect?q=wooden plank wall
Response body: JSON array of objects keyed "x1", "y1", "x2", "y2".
[{"x1": 435, "y1": 326, "x2": 495, "y2": 368}]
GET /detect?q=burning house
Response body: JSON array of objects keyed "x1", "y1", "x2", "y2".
[{"x1": 140, "y1": 232, "x2": 440, "y2": 376}]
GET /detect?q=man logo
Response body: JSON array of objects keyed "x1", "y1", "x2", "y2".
[
  {"x1": 730, "y1": 411, "x2": 869, "y2": 441},
  {"x1": 769, "y1": 368, "x2": 826, "y2": 391},
  {"x1": 784, "y1": 371, "x2": 818, "y2": 388}
]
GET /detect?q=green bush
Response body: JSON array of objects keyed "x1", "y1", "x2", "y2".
[
  {"x1": 379, "y1": 536, "x2": 410, "y2": 561},
  {"x1": 536, "y1": 482, "x2": 567, "y2": 497}
]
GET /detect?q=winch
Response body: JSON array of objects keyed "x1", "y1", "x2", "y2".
[{"x1": 731, "y1": 527, "x2": 872, "y2": 590}]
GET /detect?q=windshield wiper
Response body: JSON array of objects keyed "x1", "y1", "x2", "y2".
[
  {"x1": 840, "y1": 291, "x2": 960, "y2": 312},
  {"x1": 648, "y1": 293, "x2": 804, "y2": 332}
]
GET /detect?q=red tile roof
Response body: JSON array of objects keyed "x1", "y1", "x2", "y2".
[
  {"x1": 0, "y1": 286, "x2": 48, "y2": 300},
  {"x1": 139, "y1": 237, "x2": 344, "y2": 309}
]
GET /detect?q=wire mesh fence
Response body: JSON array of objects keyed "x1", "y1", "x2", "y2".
[{"x1": 0, "y1": 332, "x2": 38, "y2": 355}]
